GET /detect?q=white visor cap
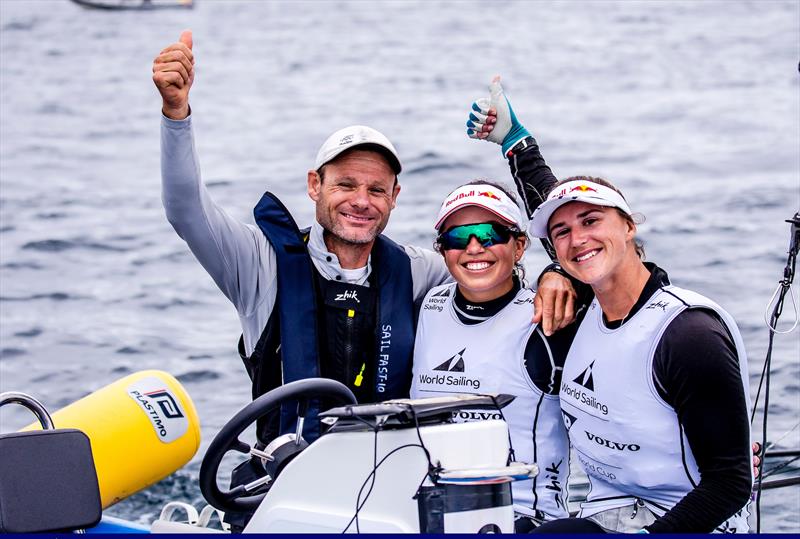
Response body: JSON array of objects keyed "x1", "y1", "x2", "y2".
[
  {"x1": 530, "y1": 180, "x2": 633, "y2": 238},
  {"x1": 314, "y1": 125, "x2": 401, "y2": 174},
  {"x1": 434, "y1": 183, "x2": 526, "y2": 232}
]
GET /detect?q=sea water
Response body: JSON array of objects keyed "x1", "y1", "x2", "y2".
[{"x1": 1, "y1": 0, "x2": 798, "y2": 531}]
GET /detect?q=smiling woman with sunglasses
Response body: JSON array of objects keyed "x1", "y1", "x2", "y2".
[{"x1": 410, "y1": 180, "x2": 573, "y2": 530}]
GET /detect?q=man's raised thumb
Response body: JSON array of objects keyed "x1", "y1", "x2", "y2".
[{"x1": 179, "y1": 29, "x2": 193, "y2": 50}]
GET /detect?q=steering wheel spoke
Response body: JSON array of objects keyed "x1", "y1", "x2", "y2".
[
  {"x1": 231, "y1": 438, "x2": 251, "y2": 454},
  {"x1": 242, "y1": 474, "x2": 273, "y2": 492},
  {"x1": 249, "y1": 446, "x2": 275, "y2": 461},
  {"x1": 228, "y1": 484, "x2": 247, "y2": 498},
  {"x1": 199, "y1": 378, "x2": 356, "y2": 513}
]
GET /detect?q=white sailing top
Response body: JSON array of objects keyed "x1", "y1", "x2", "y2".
[{"x1": 412, "y1": 283, "x2": 570, "y2": 521}]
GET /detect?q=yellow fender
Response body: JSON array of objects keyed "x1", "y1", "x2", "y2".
[{"x1": 23, "y1": 370, "x2": 201, "y2": 508}]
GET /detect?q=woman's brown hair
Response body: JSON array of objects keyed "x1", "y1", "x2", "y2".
[{"x1": 546, "y1": 176, "x2": 646, "y2": 260}]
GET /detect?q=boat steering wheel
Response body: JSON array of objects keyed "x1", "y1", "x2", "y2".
[{"x1": 199, "y1": 378, "x2": 356, "y2": 513}]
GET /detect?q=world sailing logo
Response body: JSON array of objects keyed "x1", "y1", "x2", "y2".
[
  {"x1": 561, "y1": 360, "x2": 609, "y2": 415},
  {"x1": 573, "y1": 360, "x2": 595, "y2": 391},
  {"x1": 418, "y1": 348, "x2": 480, "y2": 390},
  {"x1": 434, "y1": 348, "x2": 466, "y2": 372}
]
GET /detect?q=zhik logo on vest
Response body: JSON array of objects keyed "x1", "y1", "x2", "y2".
[
  {"x1": 418, "y1": 348, "x2": 481, "y2": 390},
  {"x1": 646, "y1": 300, "x2": 670, "y2": 312},
  {"x1": 334, "y1": 290, "x2": 360, "y2": 303},
  {"x1": 544, "y1": 459, "x2": 567, "y2": 511},
  {"x1": 560, "y1": 360, "x2": 609, "y2": 415},
  {"x1": 424, "y1": 287, "x2": 450, "y2": 312}
]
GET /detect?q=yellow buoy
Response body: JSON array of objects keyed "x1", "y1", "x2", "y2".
[{"x1": 23, "y1": 370, "x2": 201, "y2": 508}]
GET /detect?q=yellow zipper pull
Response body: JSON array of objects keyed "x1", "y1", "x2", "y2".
[{"x1": 354, "y1": 362, "x2": 366, "y2": 387}]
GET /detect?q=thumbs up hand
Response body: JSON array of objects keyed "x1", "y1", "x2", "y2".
[
  {"x1": 152, "y1": 30, "x2": 194, "y2": 120},
  {"x1": 466, "y1": 76, "x2": 531, "y2": 156}
]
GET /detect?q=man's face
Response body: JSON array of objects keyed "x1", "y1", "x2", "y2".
[{"x1": 307, "y1": 149, "x2": 400, "y2": 245}]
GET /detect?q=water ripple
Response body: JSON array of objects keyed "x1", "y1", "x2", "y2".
[
  {"x1": 405, "y1": 161, "x2": 465, "y2": 175},
  {"x1": 0, "y1": 292, "x2": 82, "y2": 302},
  {"x1": 13, "y1": 327, "x2": 42, "y2": 338},
  {"x1": 144, "y1": 298, "x2": 203, "y2": 311},
  {"x1": 116, "y1": 346, "x2": 144, "y2": 355},
  {"x1": 0, "y1": 348, "x2": 27, "y2": 359},
  {"x1": 176, "y1": 370, "x2": 222, "y2": 383},
  {"x1": 1, "y1": 18, "x2": 39, "y2": 32},
  {"x1": 35, "y1": 212, "x2": 69, "y2": 220},
  {"x1": 22, "y1": 238, "x2": 131, "y2": 253},
  {"x1": 36, "y1": 102, "x2": 76, "y2": 116},
  {"x1": 0, "y1": 261, "x2": 44, "y2": 270}
]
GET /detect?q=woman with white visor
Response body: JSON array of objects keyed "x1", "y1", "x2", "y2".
[
  {"x1": 411, "y1": 180, "x2": 575, "y2": 532},
  {"x1": 528, "y1": 177, "x2": 753, "y2": 533}
]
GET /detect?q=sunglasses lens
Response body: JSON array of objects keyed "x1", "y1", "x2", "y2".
[{"x1": 439, "y1": 223, "x2": 514, "y2": 250}]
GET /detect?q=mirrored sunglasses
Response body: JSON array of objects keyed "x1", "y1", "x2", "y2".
[{"x1": 437, "y1": 222, "x2": 520, "y2": 251}]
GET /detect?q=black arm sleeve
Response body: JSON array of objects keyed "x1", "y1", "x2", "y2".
[
  {"x1": 507, "y1": 137, "x2": 559, "y2": 260},
  {"x1": 646, "y1": 308, "x2": 752, "y2": 533},
  {"x1": 507, "y1": 137, "x2": 558, "y2": 218},
  {"x1": 524, "y1": 324, "x2": 577, "y2": 395}
]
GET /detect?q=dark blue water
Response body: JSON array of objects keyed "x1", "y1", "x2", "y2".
[{"x1": 1, "y1": 0, "x2": 798, "y2": 531}]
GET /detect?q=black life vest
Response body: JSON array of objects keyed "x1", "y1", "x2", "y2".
[{"x1": 239, "y1": 192, "x2": 415, "y2": 443}]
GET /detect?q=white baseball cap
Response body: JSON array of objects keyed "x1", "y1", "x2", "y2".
[
  {"x1": 314, "y1": 125, "x2": 401, "y2": 174},
  {"x1": 530, "y1": 179, "x2": 633, "y2": 238},
  {"x1": 434, "y1": 183, "x2": 526, "y2": 232}
]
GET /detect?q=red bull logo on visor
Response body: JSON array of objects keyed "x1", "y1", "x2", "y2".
[
  {"x1": 445, "y1": 190, "x2": 474, "y2": 207},
  {"x1": 551, "y1": 184, "x2": 598, "y2": 199},
  {"x1": 445, "y1": 189, "x2": 505, "y2": 207},
  {"x1": 569, "y1": 184, "x2": 598, "y2": 193}
]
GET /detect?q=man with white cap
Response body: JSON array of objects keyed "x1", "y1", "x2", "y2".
[
  {"x1": 154, "y1": 31, "x2": 448, "y2": 443},
  {"x1": 155, "y1": 32, "x2": 452, "y2": 529}
]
